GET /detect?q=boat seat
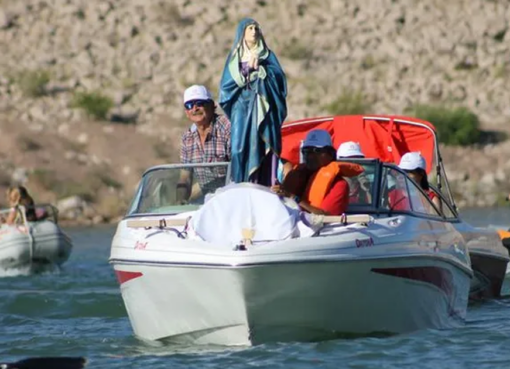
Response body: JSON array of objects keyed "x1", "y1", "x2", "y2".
[{"x1": 191, "y1": 183, "x2": 299, "y2": 248}]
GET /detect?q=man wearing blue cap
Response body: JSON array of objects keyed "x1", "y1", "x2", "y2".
[{"x1": 273, "y1": 129, "x2": 352, "y2": 215}]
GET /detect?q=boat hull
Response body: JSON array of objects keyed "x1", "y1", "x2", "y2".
[
  {"x1": 453, "y1": 222, "x2": 510, "y2": 299},
  {"x1": 469, "y1": 251, "x2": 508, "y2": 299},
  {"x1": 0, "y1": 221, "x2": 73, "y2": 271},
  {"x1": 113, "y1": 256, "x2": 470, "y2": 346}
]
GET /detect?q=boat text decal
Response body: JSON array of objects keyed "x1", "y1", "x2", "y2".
[
  {"x1": 356, "y1": 237, "x2": 374, "y2": 248},
  {"x1": 135, "y1": 240, "x2": 148, "y2": 250}
]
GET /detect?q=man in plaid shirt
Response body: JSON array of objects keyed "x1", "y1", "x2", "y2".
[{"x1": 177, "y1": 85, "x2": 231, "y2": 203}]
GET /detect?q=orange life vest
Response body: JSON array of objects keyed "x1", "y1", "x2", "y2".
[
  {"x1": 497, "y1": 229, "x2": 510, "y2": 240},
  {"x1": 305, "y1": 162, "x2": 364, "y2": 208}
]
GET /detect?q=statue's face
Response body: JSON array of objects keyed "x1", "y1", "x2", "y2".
[{"x1": 244, "y1": 24, "x2": 260, "y2": 45}]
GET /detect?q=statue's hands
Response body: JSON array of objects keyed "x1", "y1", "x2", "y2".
[{"x1": 249, "y1": 54, "x2": 259, "y2": 70}]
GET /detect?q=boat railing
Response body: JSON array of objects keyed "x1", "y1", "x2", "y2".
[{"x1": 126, "y1": 213, "x2": 374, "y2": 230}]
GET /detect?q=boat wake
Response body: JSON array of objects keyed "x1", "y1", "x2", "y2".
[{"x1": 0, "y1": 263, "x2": 61, "y2": 278}]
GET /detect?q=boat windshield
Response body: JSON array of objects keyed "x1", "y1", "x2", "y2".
[
  {"x1": 339, "y1": 159, "x2": 381, "y2": 213},
  {"x1": 127, "y1": 162, "x2": 230, "y2": 215},
  {"x1": 340, "y1": 159, "x2": 443, "y2": 218},
  {"x1": 127, "y1": 160, "x2": 444, "y2": 218}
]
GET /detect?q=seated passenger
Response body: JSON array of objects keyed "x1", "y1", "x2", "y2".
[
  {"x1": 398, "y1": 152, "x2": 441, "y2": 210},
  {"x1": 387, "y1": 177, "x2": 411, "y2": 211},
  {"x1": 336, "y1": 141, "x2": 365, "y2": 160},
  {"x1": 336, "y1": 141, "x2": 371, "y2": 204},
  {"x1": 272, "y1": 129, "x2": 363, "y2": 215},
  {"x1": 1, "y1": 186, "x2": 37, "y2": 225}
]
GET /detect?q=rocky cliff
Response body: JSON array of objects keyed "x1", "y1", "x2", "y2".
[{"x1": 1, "y1": 0, "x2": 510, "y2": 221}]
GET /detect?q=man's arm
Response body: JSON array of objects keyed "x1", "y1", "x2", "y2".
[
  {"x1": 271, "y1": 184, "x2": 327, "y2": 215},
  {"x1": 189, "y1": 182, "x2": 203, "y2": 201},
  {"x1": 177, "y1": 133, "x2": 192, "y2": 203},
  {"x1": 430, "y1": 191, "x2": 442, "y2": 213},
  {"x1": 176, "y1": 169, "x2": 192, "y2": 204},
  {"x1": 296, "y1": 200, "x2": 328, "y2": 215}
]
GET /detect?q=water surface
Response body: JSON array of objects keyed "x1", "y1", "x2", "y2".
[{"x1": 1, "y1": 209, "x2": 509, "y2": 368}]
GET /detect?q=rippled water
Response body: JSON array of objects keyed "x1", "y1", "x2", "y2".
[{"x1": 1, "y1": 209, "x2": 510, "y2": 368}]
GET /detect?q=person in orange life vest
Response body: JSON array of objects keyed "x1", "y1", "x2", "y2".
[
  {"x1": 272, "y1": 129, "x2": 350, "y2": 215},
  {"x1": 336, "y1": 141, "x2": 371, "y2": 204},
  {"x1": 393, "y1": 152, "x2": 441, "y2": 210}
]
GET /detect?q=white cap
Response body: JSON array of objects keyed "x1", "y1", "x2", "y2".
[
  {"x1": 337, "y1": 141, "x2": 365, "y2": 159},
  {"x1": 183, "y1": 85, "x2": 212, "y2": 104},
  {"x1": 399, "y1": 152, "x2": 426, "y2": 171}
]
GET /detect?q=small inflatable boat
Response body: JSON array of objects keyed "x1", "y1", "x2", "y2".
[{"x1": 0, "y1": 204, "x2": 73, "y2": 272}]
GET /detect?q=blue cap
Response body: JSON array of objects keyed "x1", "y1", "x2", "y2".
[{"x1": 302, "y1": 129, "x2": 333, "y2": 149}]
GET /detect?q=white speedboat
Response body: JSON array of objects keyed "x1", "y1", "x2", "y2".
[
  {"x1": 111, "y1": 156, "x2": 472, "y2": 345},
  {"x1": 279, "y1": 115, "x2": 509, "y2": 300},
  {"x1": 0, "y1": 204, "x2": 73, "y2": 272}
]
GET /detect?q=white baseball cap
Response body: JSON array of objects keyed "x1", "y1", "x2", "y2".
[
  {"x1": 337, "y1": 141, "x2": 365, "y2": 159},
  {"x1": 399, "y1": 152, "x2": 426, "y2": 171},
  {"x1": 183, "y1": 85, "x2": 212, "y2": 104}
]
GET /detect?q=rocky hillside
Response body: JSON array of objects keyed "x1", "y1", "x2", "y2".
[{"x1": 1, "y1": 0, "x2": 510, "y2": 221}]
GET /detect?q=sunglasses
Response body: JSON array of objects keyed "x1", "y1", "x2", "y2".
[
  {"x1": 302, "y1": 147, "x2": 329, "y2": 155},
  {"x1": 184, "y1": 100, "x2": 210, "y2": 110}
]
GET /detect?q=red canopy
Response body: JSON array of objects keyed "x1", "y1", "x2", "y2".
[{"x1": 281, "y1": 115, "x2": 437, "y2": 174}]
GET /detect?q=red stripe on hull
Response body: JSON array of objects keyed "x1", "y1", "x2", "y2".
[{"x1": 115, "y1": 270, "x2": 143, "y2": 285}]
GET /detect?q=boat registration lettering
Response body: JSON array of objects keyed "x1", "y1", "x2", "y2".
[
  {"x1": 135, "y1": 240, "x2": 148, "y2": 250},
  {"x1": 356, "y1": 237, "x2": 374, "y2": 248}
]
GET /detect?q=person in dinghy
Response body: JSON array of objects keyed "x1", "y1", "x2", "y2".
[
  {"x1": 0, "y1": 185, "x2": 38, "y2": 225},
  {"x1": 271, "y1": 129, "x2": 364, "y2": 215}
]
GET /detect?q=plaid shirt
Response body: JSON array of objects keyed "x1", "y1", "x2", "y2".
[{"x1": 180, "y1": 114, "x2": 231, "y2": 191}]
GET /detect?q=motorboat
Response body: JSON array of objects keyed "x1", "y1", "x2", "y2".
[
  {"x1": 280, "y1": 115, "x2": 510, "y2": 300},
  {"x1": 110, "y1": 117, "x2": 476, "y2": 345},
  {"x1": 496, "y1": 229, "x2": 510, "y2": 275},
  {"x1": 0, "y1": 204, "x2": 73, "y2": 273}
]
